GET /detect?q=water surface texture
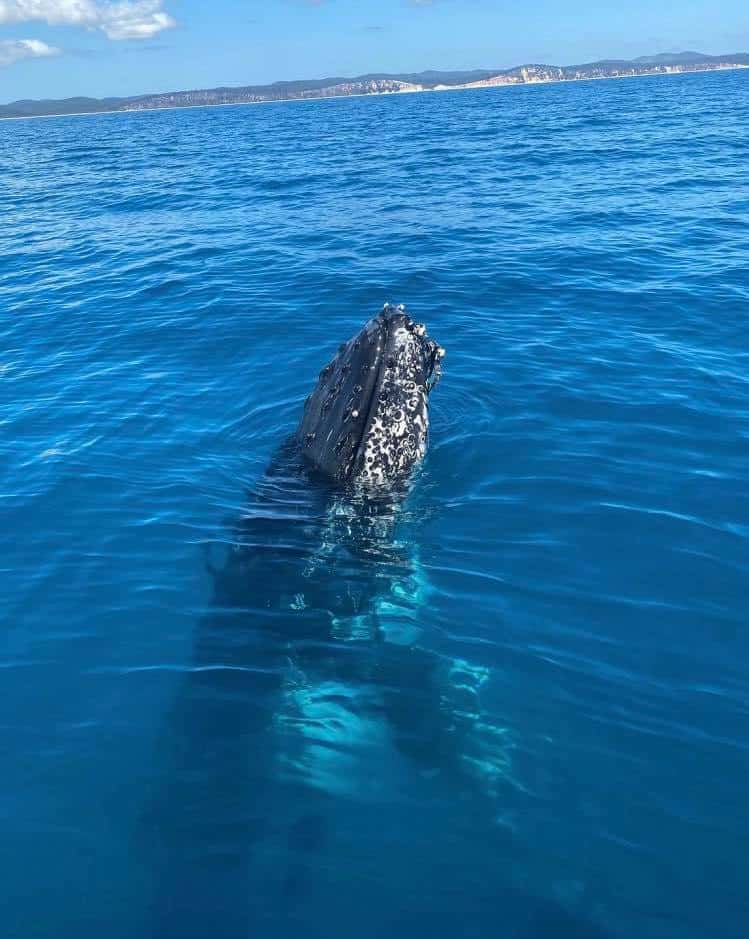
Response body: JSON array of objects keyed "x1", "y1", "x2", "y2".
[{"x1": 2, "y1": 71, "x2": 748, "y2": 939}]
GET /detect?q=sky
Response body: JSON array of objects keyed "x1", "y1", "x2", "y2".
[{"x1": 1, "y1": 0, "x2": 748, "y2": 103}]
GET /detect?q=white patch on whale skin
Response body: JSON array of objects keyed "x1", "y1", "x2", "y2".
[{"x1": 358, "y1": 325, "x2": 430, "y2": 486}]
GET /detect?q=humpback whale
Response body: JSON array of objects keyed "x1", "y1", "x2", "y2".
[
  {"x1": 297, "y1": 302, "x2": 444, "y2": 485},
  {"x1": 143, "y1": 304, "x2": 609, "y2": 939}
]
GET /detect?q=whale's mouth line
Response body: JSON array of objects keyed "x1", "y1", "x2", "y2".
[{"x1": 351, "y1": 313, "x2": 391, "y2": 475}]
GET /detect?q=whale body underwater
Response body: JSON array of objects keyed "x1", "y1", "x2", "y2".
[{"x1": 145, "y1": 305, "x2": 611, "y2": 939}]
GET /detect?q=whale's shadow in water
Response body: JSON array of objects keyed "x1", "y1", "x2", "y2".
[{"x1": 141, "y1": 442, "x2": 611, "y2": 939}]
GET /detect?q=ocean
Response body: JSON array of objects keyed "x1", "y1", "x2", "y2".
[{"x1": 1, "y1": 69, "x2": 747, "y2": 938}]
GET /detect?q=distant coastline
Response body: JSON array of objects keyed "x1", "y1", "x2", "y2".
[{"x1": 2, "y1": 51, "x2": 747, "y2": 122}]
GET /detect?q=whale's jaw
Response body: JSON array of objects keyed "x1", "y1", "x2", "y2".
[{"x1": 297, "y1": 304, "x2": 444, "y2": 486}]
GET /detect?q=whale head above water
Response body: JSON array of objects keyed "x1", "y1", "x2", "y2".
[{"x1": 297, "y1": 303, "x2": 444, "y2": 486}]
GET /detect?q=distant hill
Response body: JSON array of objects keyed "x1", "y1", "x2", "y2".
[
  {"x1": 0, "y1": 96, "x2": 126, "y2": 118},
  {"x1": 633, "y1": 51, "x2": 715, "y2": 65},
  {"x1": 2, "y1": 52, "x2": 747, "y2": 120}
]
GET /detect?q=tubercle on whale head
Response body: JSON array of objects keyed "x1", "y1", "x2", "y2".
[
  {"x1": 296, "y1": 303, "x2": 445, "y2": 487},
  {"x1": 380, "y1": 301, "x2": 445, "y2": 391}
]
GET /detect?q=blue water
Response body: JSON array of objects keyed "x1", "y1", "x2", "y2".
[{"x1": 2, "y1": 69, "x2": 748, "y2": 939}]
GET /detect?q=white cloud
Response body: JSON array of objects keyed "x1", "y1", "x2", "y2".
[
  {"x1": 0, "y1": 37, "x2": 60, "y2": 65},
  {"x1": 0, "y1": 0, "x2": 176, "y2": 39}
]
